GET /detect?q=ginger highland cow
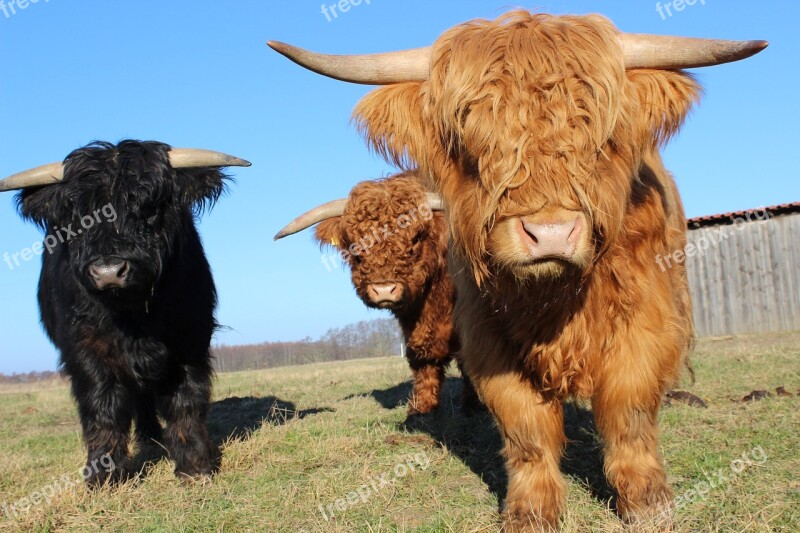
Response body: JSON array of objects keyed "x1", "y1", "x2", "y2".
[{"x1": 270, "y1": 11, "x2": 766, "y2": 529}]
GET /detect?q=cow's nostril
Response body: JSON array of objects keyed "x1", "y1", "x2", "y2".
[
  {"x1": 522, "y1": 223, "x2": 540, "y2": 244},
  {"x1": 567, "y1": 217, "x2": 582, "y2": 244},
  {"x1": 116, "y1": 261, "x2": 129, "y2": 280}
]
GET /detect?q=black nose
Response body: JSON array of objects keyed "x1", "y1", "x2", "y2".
[{"x1": 88, "y1": 258, "x2": 129, "y2": 290}]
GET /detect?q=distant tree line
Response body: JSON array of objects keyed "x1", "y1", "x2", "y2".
[
  {"x1": 211, "y1": 318, "x2": 403, "y2": 373},
  {"x1": 0, "y1": 319, "x2": 402, "y2": 379},
  {"x1": 0, "y1": 370, "x2": 62, "y2": 384}
]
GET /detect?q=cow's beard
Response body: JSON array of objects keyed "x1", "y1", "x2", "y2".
[
  {"x1": 486, "y1": 258, "x2": 586, "y2": 302},
  {"x1": 501, "y1": 258, "x2": 575, "y2": 282},
  {"x1": 459, "y1": 256, "x2": 589, "y2": 351}
]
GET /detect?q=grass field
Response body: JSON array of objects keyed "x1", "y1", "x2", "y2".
[{"x1": 1, "y1": 331, "x2": 798, "y2": 532}]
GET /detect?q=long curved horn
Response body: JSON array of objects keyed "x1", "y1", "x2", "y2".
[
  {"x1": 0, "y1": 149, "x2": 250, "y2": 192},
  {"x1": 274, "y1": 199, "x2": 348, "y2": 240},
  {"x1": 0, "y1": 162, "x2": 63, "y2": 192},
  {"x1": 425, "y1": 193, "x2": 444, "y2": 211},
  {"x1": 619, "y1": 34, "x2": 768, "y2": 70},
  {"x1": 268, "y1": 35, "x2": 766, "y2": 84},
  {"x1": 268, "y1": 41, "x2": 430, "y2": 85}
]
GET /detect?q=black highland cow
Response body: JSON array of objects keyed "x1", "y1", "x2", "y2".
[{"x1": 0, "y1": 140, "x2": 249, "y2": 484}]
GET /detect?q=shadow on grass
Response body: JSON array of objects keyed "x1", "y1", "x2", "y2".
[
  {"x1": 357, "y1": 377, "x2": 613, "y2": 510},
  {"x1": 344, "y1": 381, "x2": 413, "y2": 409},
  {"x1": 129, "y1": 396, "x2": 333, "y2": 480},
  {"x1": 207, "y1": 395, "x2": 334, "y2": 444}
]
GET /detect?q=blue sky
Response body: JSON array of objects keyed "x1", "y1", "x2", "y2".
[{"x1": 0, "y1": 1, "x2": 795, "y2": 373}]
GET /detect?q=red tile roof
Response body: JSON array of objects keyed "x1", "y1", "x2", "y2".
[{"x1": 687, "y1": 202, "x2": 800, "y2": 229}]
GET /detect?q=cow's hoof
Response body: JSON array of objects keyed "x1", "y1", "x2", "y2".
[
  {"x1": 177, "y1": 472, "x2": 213, "y2": 486},
  {"x1": 501, "y1": 499, "x2": 560, "y2": 533},
  {"x1": 500, "y1": 512, "x2": 557, "y2": 533},
  {"x1": 406, "y1": 399, "x2": 438, "y2": 417}
]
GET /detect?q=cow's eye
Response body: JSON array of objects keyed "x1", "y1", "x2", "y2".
[
  {"x1": 352, "y1": 255, "x2": 362, "y2": 264},
  {"x1": 411, "y1": 231, "x2": 424, "y2": 246},
  {"x1": 461, "y1": 152, "x2": 480, "y2": 180}
]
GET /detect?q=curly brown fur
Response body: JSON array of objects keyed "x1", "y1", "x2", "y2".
[
  {"x1": 353, "y1": 11, "x2": 702, "y2": 529},
  {"x1": 314, "y1": 173, "x2": 477, "y2": 416}
]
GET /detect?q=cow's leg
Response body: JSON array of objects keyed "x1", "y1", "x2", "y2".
[
  {"x1": 478, "y1": 371, "x2": 565, "y2": 531},
  {"x1": 405, "y1": 347, "x2": 445, "y2": 415},
  {"x1": 593, "y1": 368, "x2": 673, "y2": 525},
  {"x1": 160, "y1": 362, "x2": 215, "y2": 481},
  {"x1": 134, "y1": 392, "x2": 162, "y2": 446},
  {"x1": 456, "y1": 357, "x2": 481, "y2": 414},
  {"x1": 70, "y1": 370, "x2": 132, "y2": 486},
  {"x1": 454, "y1": 283, "x2": 565, "y2": 530}
]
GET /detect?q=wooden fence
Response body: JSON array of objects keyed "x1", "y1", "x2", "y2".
[{"x1": 686, "y1": 206, "x2": 800, "y2": 337}]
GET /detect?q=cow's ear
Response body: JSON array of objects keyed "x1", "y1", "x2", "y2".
[
  {"x1": 314, "y1": 218, "x2": 344, "y2": 250},
  {"x1": 177, "y1": 168, "x2": 227, "y2": 214},
  {"x1": 626, "y1": 70, "x2": 702, "y2": 147},
  {"x1": 353, "y1": 82, "x2": 427, "y2": 171},
  {"x1": 16, "y1": 186, "x2": 65, "y2": 229}
]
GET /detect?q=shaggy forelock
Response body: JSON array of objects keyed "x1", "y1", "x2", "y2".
[
  {"x1": 423, "y1": 12, "x2": 635, "y2": 281},
  {"x1": 429, "y1": 12, "x2": 626, "y2": 193},
  {"x1": 343, "y1": 176, "x2": 427, "y2": 239}
]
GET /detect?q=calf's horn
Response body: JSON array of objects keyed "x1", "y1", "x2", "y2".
[
  {"x1": 0, "y1": 149, "x2": 251, "y2": 192},
  {"x1": 274, "y1": 199, "x2": 348, "y2": 240},
  {"x1": 425, "y1": 193, "x2": 445, "y2": 211},
  {"x1": 268, "y1": 34, "x2": 766, "y2": 85},
  {"x1": 274, "y1": 193, "x2": 445, "y2": 240}
]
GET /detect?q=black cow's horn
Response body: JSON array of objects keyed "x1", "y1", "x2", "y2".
[
  {"x1": 0, "y1": 162, "x2": 63, "y2": 192},
  {"x1": 0, "y1": 149, "x2": 251, "y2": 192},
  {"x1": 167, "y1": 149, "x2": 251, "y2": 170}
]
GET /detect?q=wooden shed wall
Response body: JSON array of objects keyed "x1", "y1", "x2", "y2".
[{"x1": 686, "y1": 212, "x2": 800, "y2": 337}]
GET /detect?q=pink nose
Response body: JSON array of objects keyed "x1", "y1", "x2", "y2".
[
  {"x1": 88, "y1": 258, "x2": 129, "y2": 290},
  {"x1": 367, "y1": 283, "x2": 403, "y2": 304},
  {"x1": 520, "y1": 217, "x2": 583, "y2": 261}
]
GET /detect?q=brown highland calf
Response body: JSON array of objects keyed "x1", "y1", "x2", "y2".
[{"x1": 276, "y1": 172, "x2": 479, "y2": 416}]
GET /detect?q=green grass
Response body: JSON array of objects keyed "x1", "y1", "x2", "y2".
[{"x1": 0, "y1": 332, "x2": 798, "y2": 532}]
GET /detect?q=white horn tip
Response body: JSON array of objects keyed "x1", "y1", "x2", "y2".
[{"x1": 227, "y1": 156, "x2": 252, "y2": 168}]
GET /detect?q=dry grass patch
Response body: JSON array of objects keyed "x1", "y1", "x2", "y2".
[{"x1": 0, "y1": 332, "x2": 797, "y2": 531}]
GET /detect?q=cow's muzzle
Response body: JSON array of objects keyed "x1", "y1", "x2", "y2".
[
  {"x1": 366, "y1": 282, "x2": 405, "y2": 307},
  {"x1": 88, "y1": 257, "x2": 130, "y2": 290},
  {"x1": 518, "y1": 212, "x2": 585, "y2": 262}
]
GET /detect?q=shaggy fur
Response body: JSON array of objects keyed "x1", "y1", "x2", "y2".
[
  {"x1": 17, "y1": 140, "x2": 226, "y2": 484},
  {"x1": 353, "y1": 12, "x2": 699, "y2": 529},
  {"x1": 314, "y1": 173, "x2": 479, "y2": 415}
]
